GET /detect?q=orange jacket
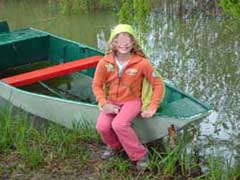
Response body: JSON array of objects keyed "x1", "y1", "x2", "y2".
[{"x1": 92, "y1": 53, "x2": 164, "y2": 111}]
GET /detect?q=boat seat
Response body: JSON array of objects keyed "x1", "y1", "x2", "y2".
[{"x1": 1, "y1": 55, "x2": 103, "y2": 87}]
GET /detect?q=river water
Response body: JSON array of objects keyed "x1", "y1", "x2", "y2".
[{"x1": 1, "y1": 0, "x2": 239, "y2": 166}]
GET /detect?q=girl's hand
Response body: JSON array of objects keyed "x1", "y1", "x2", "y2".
[
  {"x1": 102, "y1": 103, "x2": 120, "y2": 114},
  {"x1": 141, "y1": 109, "x2": 156, "y2": 118}
]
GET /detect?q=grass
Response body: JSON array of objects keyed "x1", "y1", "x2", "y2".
[{"x1": 0, "y1": 106, "x2": 239, "y2": 179}]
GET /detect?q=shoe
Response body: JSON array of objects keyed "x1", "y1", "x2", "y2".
[
  {"x1": 100, "y1": 146, "x2": 116, "y2": 160},
  {"x1": 136, "y1": 153, "x2": 149, "y2": 171}
]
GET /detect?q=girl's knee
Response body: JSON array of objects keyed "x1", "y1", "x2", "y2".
[
  {"x1": 96, "y1": 113, "x2": 113, "y2": 133},
  {"x1": 96, "y1": 123, "x2": 111, "y2": 134},
  {"x1": 112, "y1": 121, "x2": 128, "y2": 132}
]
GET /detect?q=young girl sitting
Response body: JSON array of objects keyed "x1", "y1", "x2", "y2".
[{"x1": 92, "y1": 24, "x2": 164, "y2": 170}]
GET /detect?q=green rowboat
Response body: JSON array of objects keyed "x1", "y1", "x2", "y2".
[{"x1": 0, "y1": 21, "x2": 213, "y2": 143}]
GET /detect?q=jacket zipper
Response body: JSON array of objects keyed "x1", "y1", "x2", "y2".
[{"x1": 116, "y1": 76, "x2": 121, "y2": 101}]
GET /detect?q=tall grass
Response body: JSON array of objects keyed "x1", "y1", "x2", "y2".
[{"x1": 0, "y1": 106, "x2": 99, "y2": 169}]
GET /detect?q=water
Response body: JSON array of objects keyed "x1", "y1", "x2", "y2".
[
  {"x1": 140, "y1": 12, "x2": 240, "y2": 165},
  {"x1": 1, "y1": 0, "x2": 240, "y2": 166},
  {"x1": 0, "y1": 0, "x2": 117, "y2": 47}
]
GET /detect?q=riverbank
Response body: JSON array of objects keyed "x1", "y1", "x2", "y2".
[{"x1": 0, "y1": 107, "x2": 239, "y2": 179}]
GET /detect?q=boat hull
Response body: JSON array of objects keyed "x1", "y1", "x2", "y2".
[{"x1": 0, "y1": 82, "x2": 212, "y2": 143}]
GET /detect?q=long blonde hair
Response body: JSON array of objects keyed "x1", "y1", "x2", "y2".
[{"x1": 106, "y1": 33, "x2": 146, "y2": 58}]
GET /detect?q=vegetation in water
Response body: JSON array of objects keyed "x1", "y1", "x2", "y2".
[
  {"x1": 55, "y1": 0, "x2": 240, "y2": 19},
  {"x1": 118, "y1": 0, "x2": 151, "y2": 33},
  {"x1": 54, "y1": 0, "x2": 240, "y2": 46},
  {"x1": 56, "y1": 0, "x2": 120, "y2": 14},
  {"x1": 0, "y1": 106, "x2": 239, "y2": 179},
  {"x1": 220, "y1": 0, "x2": 240, "y2": 17}
]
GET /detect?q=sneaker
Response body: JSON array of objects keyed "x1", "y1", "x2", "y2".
[
  {"x1": 136, "y1": 153, "x2": 149, "y2": 171},
  {"x1": 100, "y1": 146, "x2": 116, "y2": 160}
]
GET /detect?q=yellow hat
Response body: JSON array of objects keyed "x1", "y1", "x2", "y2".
[{"x1": 109, "y1": 24, "x2": 137, "y2": 43}]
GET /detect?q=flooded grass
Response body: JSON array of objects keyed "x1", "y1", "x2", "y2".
[{"x1": 0, "y1": 106, "x2": 239, "y2": 180}]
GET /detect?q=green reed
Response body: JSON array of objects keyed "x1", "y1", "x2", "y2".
[{"x1": 0, "y1": 106, "x2": 99, "y2": 169}]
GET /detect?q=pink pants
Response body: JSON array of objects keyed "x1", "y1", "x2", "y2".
[{"x1": 96, "y1": 98, "x2": 147, "y2": 161}]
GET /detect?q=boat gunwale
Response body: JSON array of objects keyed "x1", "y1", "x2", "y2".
[{"x1": 0, "y1": 80, "x2": 213, "y2": 120}]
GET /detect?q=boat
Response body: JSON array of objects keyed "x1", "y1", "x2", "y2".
[{"x1": 0, "y1": 21, "x2": 213, "y2": 143}]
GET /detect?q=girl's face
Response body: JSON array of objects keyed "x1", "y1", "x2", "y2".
[{"x1": 113, "y1": 33, "x2": 134, "y2": 55}]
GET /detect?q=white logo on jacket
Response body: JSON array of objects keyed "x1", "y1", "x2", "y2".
[
  {"x1": 105, "y1": 63, "x2": 115, "y2": 72},
  {"x1": 125, "y1": 68, "x2": 138, "y2": 76}
]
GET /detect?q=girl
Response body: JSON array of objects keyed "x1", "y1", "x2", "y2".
[{"x1": 92, "y1": 24, "x2": 164, "y2": 170}]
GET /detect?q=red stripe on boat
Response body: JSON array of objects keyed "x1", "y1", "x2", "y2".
[{"x1": 1, "y1": 55, "x2": 102, "y2": 87}]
